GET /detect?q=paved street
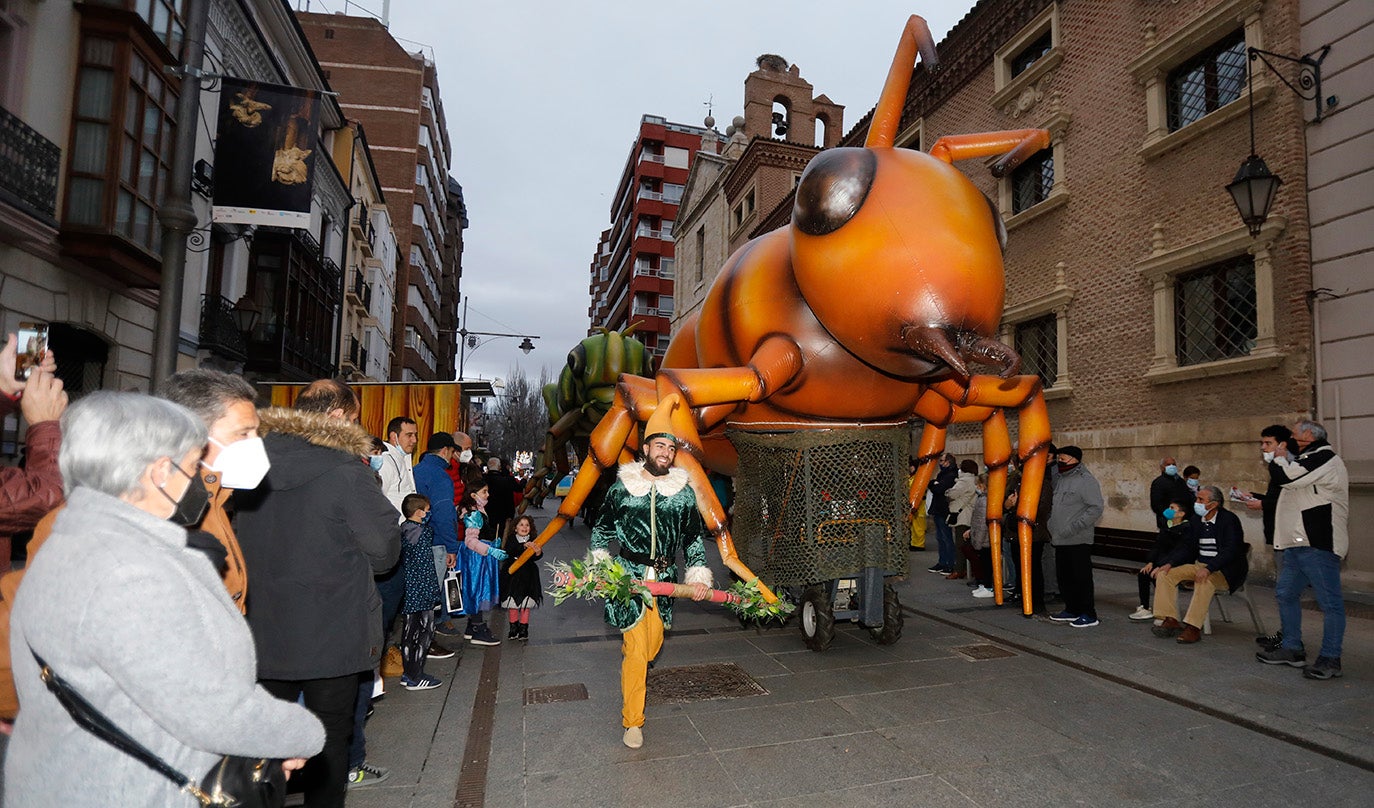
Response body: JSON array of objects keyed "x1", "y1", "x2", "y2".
[{"x1": 346, "y1": 502, "x2": 1373, "y2": 808}]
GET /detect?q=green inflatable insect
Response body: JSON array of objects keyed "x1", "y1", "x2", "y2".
[{"x1": 523, "y1": 326, "x2": 655, "y2": 514}]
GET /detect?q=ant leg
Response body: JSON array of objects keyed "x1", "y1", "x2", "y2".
[
  {"x1": 927, "y1": 129, "x2": 1051, "y2": 176},
  {"x1": 657, "y1": 393, "x2": 778, "y2": 603},
  {"x1": 980, "y1": 410, "x2": 1012, "y2": 604},
  {"x1": 934, "y1": 375, "x2": 1050, "y2": 616},
  {"x1": 508, "y1": 376, "x2": 658, "y2": 572},
  {"x1": 656, "y1": 335, "x2": 803, "y2": 409}
]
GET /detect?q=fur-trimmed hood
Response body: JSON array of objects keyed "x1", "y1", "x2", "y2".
[
  {"x1": 254, "y1": 407, "x2": 375, "y2": 492},
  {"x1": 257, "y1": 407, "x2": 375, "y2": 456},
  {"x1": 616, "y1": 461, "x2": 690, "y2": 498}
]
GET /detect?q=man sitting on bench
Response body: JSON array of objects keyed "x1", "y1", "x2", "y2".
[{"x1": 1150, "y1": 485, "x2": 1248, "y2": 644}]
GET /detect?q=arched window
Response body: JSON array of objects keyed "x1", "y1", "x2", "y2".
[
  {"x1": 771, "y1": 98, "x2": 790, "y2": 138},
  {"x1": 48, "y1": 323, "x2": 110, "y2": 398},
  {"x1": 814, "y1": 113, "x2": 829, "y2": 148}
]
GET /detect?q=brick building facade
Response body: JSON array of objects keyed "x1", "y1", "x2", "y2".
[
  {"x1": 588, "y1": 115, "x2": 722, "y2": 358},
  {"x1": 297, "y1": 12, "x2": 463, "y2": 381}
]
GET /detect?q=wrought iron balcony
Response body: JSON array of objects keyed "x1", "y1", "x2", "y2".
[
  {"x1": 198, "y1": 295, "x2": 248, "y2": 360},
  {"x1": 0, "y1": 105, "x2": 61, "y2": 222}
]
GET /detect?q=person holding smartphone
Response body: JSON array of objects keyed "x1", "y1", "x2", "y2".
[{"x1": 0, "y1": 330, "x2": 67, "y2": 733}]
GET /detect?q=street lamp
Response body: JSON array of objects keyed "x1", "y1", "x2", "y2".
[
  {"x1": 1226, "y1": 44, "x2": 1334, "y2": 237},
  {"x1": 450, "y1": 297, "x2": 540, "y2": 380}
]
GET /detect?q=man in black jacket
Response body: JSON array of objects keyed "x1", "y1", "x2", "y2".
[
  {"x1": 234, "y1": 379, "x2": 400, "y2": 807},
  {"x1": 1149, "y1": 485, "x2": 1247, "y2": 645},
  {"x1": 1149, "y1": 455, "x2": 1193, "y2": 531},
  {"x1": 925, "y1": 453, "x2": 958, "y2": 574}
]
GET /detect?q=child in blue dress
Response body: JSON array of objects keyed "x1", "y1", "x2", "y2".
[
  {"x1": 399, "y1": 493, "x2": 445, "y2": 689},
  {"x1": 459, "y1": 480, "x2": 505, "y2": 646}
]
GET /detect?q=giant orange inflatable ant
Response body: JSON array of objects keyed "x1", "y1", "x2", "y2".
[{"x1": 511, "y1": 14, "x2": 1052, "y2": 616}]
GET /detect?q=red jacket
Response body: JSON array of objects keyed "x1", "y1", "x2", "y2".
[
  {"x1": 0, "y1": 394, "x2": 63, "y2": 546},
  {"x1": 447, "y1": 457, "x2": 466, "y2": 507}
]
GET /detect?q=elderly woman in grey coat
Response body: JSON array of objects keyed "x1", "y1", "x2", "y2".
[{"x1": 6, "y1": 392, "x2": 324, "y2": 807}]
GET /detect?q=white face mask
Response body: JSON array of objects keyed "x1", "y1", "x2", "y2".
[
  {"x1": 458, "y1": 449, "x2": 473, "y2": 464},
  {"x1": 207, "y1": 436, "x2": 271, "y2": 490},
  {"x1": 1262, "y1": 451, "x2": 1275, "y2": 463}
]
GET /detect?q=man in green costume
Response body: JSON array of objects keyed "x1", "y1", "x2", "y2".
[{"x1": 590, "y1": 429, "x2": 711, "y2": 749}]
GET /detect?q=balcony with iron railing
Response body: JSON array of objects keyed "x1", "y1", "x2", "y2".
[
  {"x1": 198, "y1": 295, "x2": 249, "y2": 361},
  {"x1": 0, "y1": 104, "x2": 61, "y2": 223}
]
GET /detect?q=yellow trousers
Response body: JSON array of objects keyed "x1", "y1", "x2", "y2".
[
  {"x1": 1153, "y1": 564, "x2": 1229, "y2": 629},
  {"x1": 910, "y1": 501, "x2": 927, "y2": 549},
  {"x1": 620, "y1": 602, "x2": 665, "y2": 729}
]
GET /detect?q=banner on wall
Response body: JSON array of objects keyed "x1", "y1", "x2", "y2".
[{"x1": 211, "y1": 77, "x2": 321, "y2": 229}]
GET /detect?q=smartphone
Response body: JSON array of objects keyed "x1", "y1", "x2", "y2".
[{"x1": 14, "y1": 321, "x2": 48, "y2": 382}]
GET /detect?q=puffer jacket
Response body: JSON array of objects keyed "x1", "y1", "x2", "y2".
[
  {"x1": 1272, "y1": 440, "x2": 1349, "y2": 557},
  {"x1": 947, "y1": 471, "x2": 977, "y2": 527},
  {"x1": 232, "y1": 409, "x2": 400, "y2": 680},
  {"x1": 0, "y1": 394, "x2": 62, "y2": 544}
]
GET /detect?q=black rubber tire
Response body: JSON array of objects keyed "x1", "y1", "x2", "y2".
[
  {"x1": 799, "y1": 584, "x2": 836, "y2": 652},
  {"x1": 868, "y1": 584, "x2": 904, "y2": 645}
]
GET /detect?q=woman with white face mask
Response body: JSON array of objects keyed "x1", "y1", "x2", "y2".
[
  {"x1": 5, "y1": 392, "x2": 323, "y2": 807},
  {"x1": 160, "y1": 370, "x2": 271, "y2": 614}
]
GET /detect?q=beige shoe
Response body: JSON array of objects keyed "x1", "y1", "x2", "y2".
[{"x1": 622, "y1": 726, "x2": 643, "y2": 749}]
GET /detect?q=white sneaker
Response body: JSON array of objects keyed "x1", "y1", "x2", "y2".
[
  {"x1": 1129, "y1": 606, "x2": 1154, "y2": 621},
  {"x1": 622, "y1": 726, "x2": 643, "y2": 749},
  {"x1": 971, "y1": 586, "x2": 995, "y2": 598}
]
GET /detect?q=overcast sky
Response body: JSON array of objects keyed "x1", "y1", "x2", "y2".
[{"x1": 319, "y1": 0, "x2": 978, "y2": 384}]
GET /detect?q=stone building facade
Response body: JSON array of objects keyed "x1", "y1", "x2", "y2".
[{"x1": 1300, "y1": 0, "x2": 1374, "y2": 579}]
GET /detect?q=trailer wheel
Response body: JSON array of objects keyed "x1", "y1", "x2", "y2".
[
  {"x1": 799, "y1": 584, "x2": 835, "y2": 652},
  {"x1": 868, "y1": 584, "x2": 903, "y2": 645}
]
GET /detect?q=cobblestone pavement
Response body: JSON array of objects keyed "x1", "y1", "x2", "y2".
[{"x1": 341, "y1": 504, "x2": 1373, "y2": 808}]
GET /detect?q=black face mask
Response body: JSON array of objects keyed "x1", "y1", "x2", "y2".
[{"x1": 160, "y1": 463, "x2": 211, "y2": 527}]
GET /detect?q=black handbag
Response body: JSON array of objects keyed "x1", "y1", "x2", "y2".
[{"x1": 30, "y1": 649, "x2": 286, "y2": 807}]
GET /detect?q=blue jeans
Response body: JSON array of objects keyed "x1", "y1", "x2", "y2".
[
  {"x1": 932, "y1": 517, "x2": 955, "y2": 569},
  {"x1": 1276, "y1": 546, "x2": 1345, "y2": 658}
]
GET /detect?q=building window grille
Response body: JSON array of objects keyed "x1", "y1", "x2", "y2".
[
  {"x1": 1013, "y1": 313, "x2": 1057, "y2": 388},
  {"x1": 1174, "y1": 254, "x2": 1256, "y2": 366},
  {"x1": 1010, "y1": 30, "x2": 1052, "y2": 78},
  {"x1": 1011, "y1": 149, "x2": 1053, "y2": 214},
  {"x1": 1167, "y1": 31, "x2": 1245, "y2": 131}
]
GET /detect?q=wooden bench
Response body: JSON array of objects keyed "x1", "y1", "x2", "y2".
[{"x1": 1091, "y1": 526, "x2": 1155, "y2": 573}]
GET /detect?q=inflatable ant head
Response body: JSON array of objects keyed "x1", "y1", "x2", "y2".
[{"x1": 787, "y1": 16, "x2": 1041, "y2": 381}]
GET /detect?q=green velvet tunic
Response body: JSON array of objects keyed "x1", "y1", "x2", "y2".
[{"x1": 590, "y1": 463, "x2": 710, "y2": 630}]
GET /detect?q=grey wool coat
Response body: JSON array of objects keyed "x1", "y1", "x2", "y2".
[{"x1": 5, "y1": 488, "x2": 325, "y2": 807}]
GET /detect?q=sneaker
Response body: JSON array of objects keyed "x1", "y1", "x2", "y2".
[
  {"x1": 1255, "y1": 630, "x2": 1283, "y2": 650},
  {"x1": 517, "y1": 624, "x2": 530, "y2": 641},
  {"x1": 971, "y1": 586, "x2": 995, "y2": 598},
  {"x1": 1128, "y1": 606, "x2": 1154, "y2": 621},
  {"x1": 622, "y1": 726, "x2": 643, "y2": 749},
  {"x1": 1256, "y1": 646, "x2": 1307, "y2": 667},
  {"x1": 462, "y1": 621, "x2": 475, "y2": 640},
  {"x1": 468, "y1": 624, "x2": 501, "y2": 647},
  {"x1": 1303, "y1": 656, "x2": 1343, "y2": 680},
  {"x1": 926, "y1": 564, "x2": 946, "y2": 574},
  {"x1": 1048, "y1": 610, "x2": 1078, "y2": 622},
  {"x1": 346, "y1": 762, "x2": 391, "y2": 788},
  {"x1": 1070, "y1": 616, "x2": 1099, "y2": 628},
  {"x1": 427, "y1": 642, "x2": 456, "y2": 660},
  {"x1": 400, "y1": 673, "x2": 443, "y2": 691},
  {"x1": 507, "y1": 623, "x2": 521, "y2": 640},
  {"x1": 434, "y1": 620, "x2": 463, "y2": 637}
]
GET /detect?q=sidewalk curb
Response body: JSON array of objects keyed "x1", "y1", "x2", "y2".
[{"x1": 905, "y1": 602, "x2": 1374, "y2": 773}]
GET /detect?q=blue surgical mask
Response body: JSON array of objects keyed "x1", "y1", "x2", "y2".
[
  {"x1": 1186, "y1": 478, "x2": 1199, "y2": 490},
  {"x1": 1162, "y1": 508, "x2": 1177, "y2": 521},
  {"x1": 1193, "y1": 502, "x2": 1208, "y2": 517},
  {"x1": 419, "y1": 512, "x2": 431, "y2": 525},
  {"x1": 368, "y1": 455, "x2": 385, "y2": 473},
  {"x1": 1164, "y1": 464, "x2": 1178, "y2": 476}
]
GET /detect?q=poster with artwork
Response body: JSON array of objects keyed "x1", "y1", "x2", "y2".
[{"x1": 211, "y1": 77, "x2": 321, "y2": 228}]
